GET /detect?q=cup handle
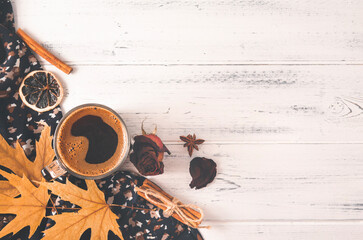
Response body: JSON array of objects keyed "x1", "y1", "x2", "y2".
[{"x1": 41, "y1": 159, "x2": 67, "y2": 181}]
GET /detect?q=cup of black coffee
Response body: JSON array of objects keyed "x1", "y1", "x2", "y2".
[{"x1": 42, "y1": 104, "x2": 130, "y2": 180}]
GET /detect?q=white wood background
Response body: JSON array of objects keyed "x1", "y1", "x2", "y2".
[{"x1": 13, "y1": 0, "x2": 363, "y2": 239}]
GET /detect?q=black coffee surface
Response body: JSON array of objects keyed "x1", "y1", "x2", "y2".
[{"x1": 71, "y1": 115, "x2": 118, "y2": 164}]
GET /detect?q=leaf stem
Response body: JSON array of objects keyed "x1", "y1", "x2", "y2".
[
  {"x1": 49, "y1": 197, "x2": 59, "y2": 214},
  {"x1": 45, "y1": 204, "x2": 156, "y2": 212}
]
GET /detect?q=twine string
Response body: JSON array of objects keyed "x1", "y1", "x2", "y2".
[{"x1": 134, "y1": 186, "x2": 205, "y2": 227}]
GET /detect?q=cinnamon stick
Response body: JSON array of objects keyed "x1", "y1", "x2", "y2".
[
  {"x1": 16, "y1": 28, "x2": 73, "y2": 75},
  {"x1": 137, "y1": 179, "x2": 203, "y2": 228}
]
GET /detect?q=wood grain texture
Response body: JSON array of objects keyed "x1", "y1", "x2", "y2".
[
  {"x1": 43, "y1": 65, "x2": 363, "y2": 143},
  {"x1": 13, "y1": 0, "x2": 363, "y2": 63}
]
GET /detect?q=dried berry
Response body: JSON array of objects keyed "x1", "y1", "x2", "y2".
[{"x1": 189, "y1": 157, "x2": 217, "y2": 189}]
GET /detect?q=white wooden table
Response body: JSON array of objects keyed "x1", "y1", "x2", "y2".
[{"x1": 14, "y1": 0, "x2": 363, "y2": 239}]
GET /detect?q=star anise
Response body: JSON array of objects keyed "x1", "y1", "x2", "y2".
[{"x1": 180, "y1": 134, "x2": 205, "y2": 157}]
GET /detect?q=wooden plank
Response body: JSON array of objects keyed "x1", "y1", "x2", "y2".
[
  {"x1": 13, "y1": 0, "x2": 363, "y2": 63},
  {"x1": 120, "y1": 143, "x2": 363, "y2": 220},
  {"x1": 199, "y1": 223, "x2": 363, "y2": 240},
  {"x1": 45, "y1": 65, "x2": 363, "y2": 143}
]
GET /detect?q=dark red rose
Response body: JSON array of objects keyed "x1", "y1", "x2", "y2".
[
  {"x1": 189, "y1": 157, "x2": 217, "y2": 189},
  {"x1": 130, "y1": 134, "x2": 171, "y2": 176}
]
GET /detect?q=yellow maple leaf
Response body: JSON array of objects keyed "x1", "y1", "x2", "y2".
[
  {"x1": 0, "y1": 125, "x2": 54, "y2": 197},
  {"x1": 0, "y1": 169, "x2": 49, "y2": 239},
  {"x1": 41, "y1": 179, "x2": 124, "y2": 240},
  {"x1": 0, "y1": 181, "x2": 19, "y2": 198}
]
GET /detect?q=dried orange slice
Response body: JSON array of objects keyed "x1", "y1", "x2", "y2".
[{"x1": 19, "y1": 70, "x2": 63, "y2": 112}]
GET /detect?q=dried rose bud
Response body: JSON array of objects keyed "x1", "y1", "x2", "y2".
[
  {"x1": 189, "y1": 157, "x2": 217, "y2": 189},
  {"x1": 130, "y1": 134, "x2": 171, "y2": 176}
]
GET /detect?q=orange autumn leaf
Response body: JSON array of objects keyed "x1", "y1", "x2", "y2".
[
  {"x1": 32, "y1": 125, "x2": 56, "y2": 176},
  {"x1": 41, "y1": 179, "x2": 124, "y2": 240},
  {"x1": 0, "y1": 170, "x2": 49, "y2": 239},
  {"x1": 0, "y1": 125, "x2": 55, "y2": 197},
  {"x1": 0, "y1": 181, "x2": 19, "y2": 198}
]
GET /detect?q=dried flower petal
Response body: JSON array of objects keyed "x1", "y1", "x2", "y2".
[{"x1": 189, "y1": 157, "x2": 217, "y2": 189}]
